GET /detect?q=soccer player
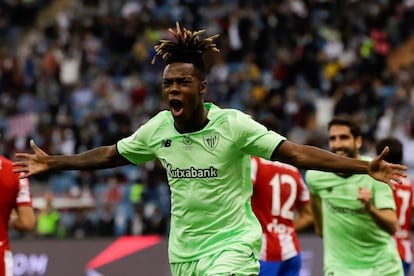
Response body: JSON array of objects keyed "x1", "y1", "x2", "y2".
[
  {"x1": 13, "y1": 23, "x2": 406, "y2": 276},
  {"x1": 251, "y1": 156, "x2": 313, "y2": 276},
  {"x1": 306, "y1": 115, "x2": 404, "y2": 276},
  {"x1": 376, "y1": 137, "x2": 414, "y2": 276},
  {"x1": 0, "y1": 155, "x2": 35, "y2": 276}
]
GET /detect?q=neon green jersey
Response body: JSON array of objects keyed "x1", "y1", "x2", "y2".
[
  {"x1": 306, "y1": 156, "x2": 403, "y2": 275},
  {"x1": 117, "y1": 103, "x2": 285, "y2": 263}
]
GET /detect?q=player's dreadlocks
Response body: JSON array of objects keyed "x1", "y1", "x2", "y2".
[{"x1": 151, "y1": 22, "x2": 220, "y2": 77}]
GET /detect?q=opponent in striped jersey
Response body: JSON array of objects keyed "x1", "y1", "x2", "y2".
[
  {"x1": 376, "y1": 137, "x2": 414, "y2": 276},
  {"x1": 0, "y1": 155, "x2": 35, "y2": 276},
  {"x1": 251, "y1": 156, "x2": 313, "y2": 276}
]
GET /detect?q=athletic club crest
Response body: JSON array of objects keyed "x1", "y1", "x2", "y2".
[{"x1": 203, "y1": 132, "x2": 219, "y2": 151}]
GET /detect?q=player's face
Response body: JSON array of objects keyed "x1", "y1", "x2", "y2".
[
  {"x1": 328, "y1": 125, "x2": 362, "y2": 158},
  {"x1": 162, "y1": 63, "x2": 206, "y2": 123}
]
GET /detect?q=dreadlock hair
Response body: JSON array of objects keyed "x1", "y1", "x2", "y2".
[{"x1": 151, "y1": 22, "x2": 220, "y2": 78}]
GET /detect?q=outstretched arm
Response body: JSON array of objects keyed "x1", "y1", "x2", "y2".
[
  {"x1": 13, "y1": 140, "x2": 131, "y2": 178},
  {"x1": 272, "y1": 141, "x2": 407, "y2": 188}
]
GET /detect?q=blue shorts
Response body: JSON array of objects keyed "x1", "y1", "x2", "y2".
[
  {"x1": 402, "y1": 260, "x2": 411, "y2": 276},
  {"x1": 259, "y1": 254, "x2": 301, "y2": 276}
]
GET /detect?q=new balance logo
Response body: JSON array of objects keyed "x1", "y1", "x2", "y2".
[{"x1": 161, "y1": 139, "x2": 172, "y2": 147}]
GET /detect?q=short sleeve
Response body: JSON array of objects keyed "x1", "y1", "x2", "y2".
[
  {"x1": 117, "y1": 122, "x2": 157, "y2": 165},
  {"x1": 231, "y1": 112, "x2": 286, "y2": 160},
  {"x1": 372, "y1": 179, "x2": 396, "y2": 210}
]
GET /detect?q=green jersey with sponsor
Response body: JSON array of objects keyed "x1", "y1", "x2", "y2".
[
  {"x1": 117, "y1": 103, "x2": 285, "y2": 263},
  {"x1": 305, "y1": 156, "x2": 403, "y2": 275}
]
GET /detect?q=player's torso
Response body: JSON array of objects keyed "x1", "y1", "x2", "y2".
[
  {"x1": 142, "y1": 107, "x2": 272, "y2": 262},
  {"x1": 317, "y1": 174, "x2": 382, "y2": 233},
  {"x1": 252, "y1": 158, "x2": 305, "y2": 232},
  {"x1": 151, "y1": 118, "x2": 251, "y2": 229},
  {"x1": 251, "y1": 158, "x2": 307, "y2": 261},
  {"x1": 312, "y1": 173, "x2": 374, "y2": 208},
  {"x1": 0, "y1": 157, "x2": 19, "y2": 250},
  {"x1": 312, "y1": 173, "x2": 398, "y2": 265}
]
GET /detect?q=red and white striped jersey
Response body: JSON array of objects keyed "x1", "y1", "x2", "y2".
[
  {"x1": 0, "y1": 156, "x2": 32, "y2": 252},
  {"x1": 250, "y1": 156, "x2": 310, "y2": 261},
  {"x1": 392, "y1": 176, "x2": 414, "y2": 264}
]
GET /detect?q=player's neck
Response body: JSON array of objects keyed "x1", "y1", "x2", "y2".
[
  {"x1": 335, "y1": 153, "x2": 360, "y2": 178},
  {"x1": 175, "y1": 105, "x2": 209, "y2": 134}
]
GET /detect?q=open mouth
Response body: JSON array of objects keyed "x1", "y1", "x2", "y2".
[{"x1": 170, "y1": 99, "x2": 184, "y2": 117}]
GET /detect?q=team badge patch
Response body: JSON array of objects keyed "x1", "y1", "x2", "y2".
[{"x1": 203, "y1": 132, "x2": 219, "y2": 151}]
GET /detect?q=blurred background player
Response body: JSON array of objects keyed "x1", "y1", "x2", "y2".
[
  {"x1": 0, "y1": 154, "x2": 35, "y2": 276},
  {"x1": 251, "y1": 155, "x2": 313, "y2": 276},
  {"x1": 306, "y1": 115, "x2": 403, "y2": 275},
  {"x1": 376, "y1": 137, "x2": 414, "y2": 276}
]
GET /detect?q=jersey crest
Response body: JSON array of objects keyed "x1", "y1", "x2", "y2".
[{"x1": 203, "y1": 132, "x2": 219, "y2": 151}]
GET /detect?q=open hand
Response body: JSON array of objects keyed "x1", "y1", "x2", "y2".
[
  {"x1": 12, "y1": 140, "x2": 50, "y2": 179},
  {"x1": 368, "y1": 146, "x2": 407, "y2": 189}
]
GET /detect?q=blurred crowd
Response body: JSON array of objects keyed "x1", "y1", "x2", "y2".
[{"x1": 3, "y1": 0, "x2": 414, "y2": 239}]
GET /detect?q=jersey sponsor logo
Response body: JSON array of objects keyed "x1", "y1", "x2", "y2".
[
  {"x1": 326, "y1": 200, "x2": 364, "y2": 215},
  {"x1": 203, "y1": 132, "x2": 219, "y2": 151},
  {"x1": 267, "y1": 218, "x2": 288, "y2": 234},
  {"x1": 161, "y1": 160, "x2": 218, "y2": 178},
  {"x1": 161, "y1": 139, "x2": 172, "y2": 147}
]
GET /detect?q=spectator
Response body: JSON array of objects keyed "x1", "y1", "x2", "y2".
[
  {"x1": 36, "y1": 192, "x2": 62, "y2": 238},
  {"x1": 96, "y1": 203, "x2": 115, "y2": 237},
  {"x1": 127, "y1": 202, "x2": 145, "y2": 236}
]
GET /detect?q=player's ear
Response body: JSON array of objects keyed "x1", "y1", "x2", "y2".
[
  {"x1": 355, "y1": 135, "x2": 363, "y2": 150},
  {"x1": 200, "y1": 80, "x2": 207, "y2": 96}
]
